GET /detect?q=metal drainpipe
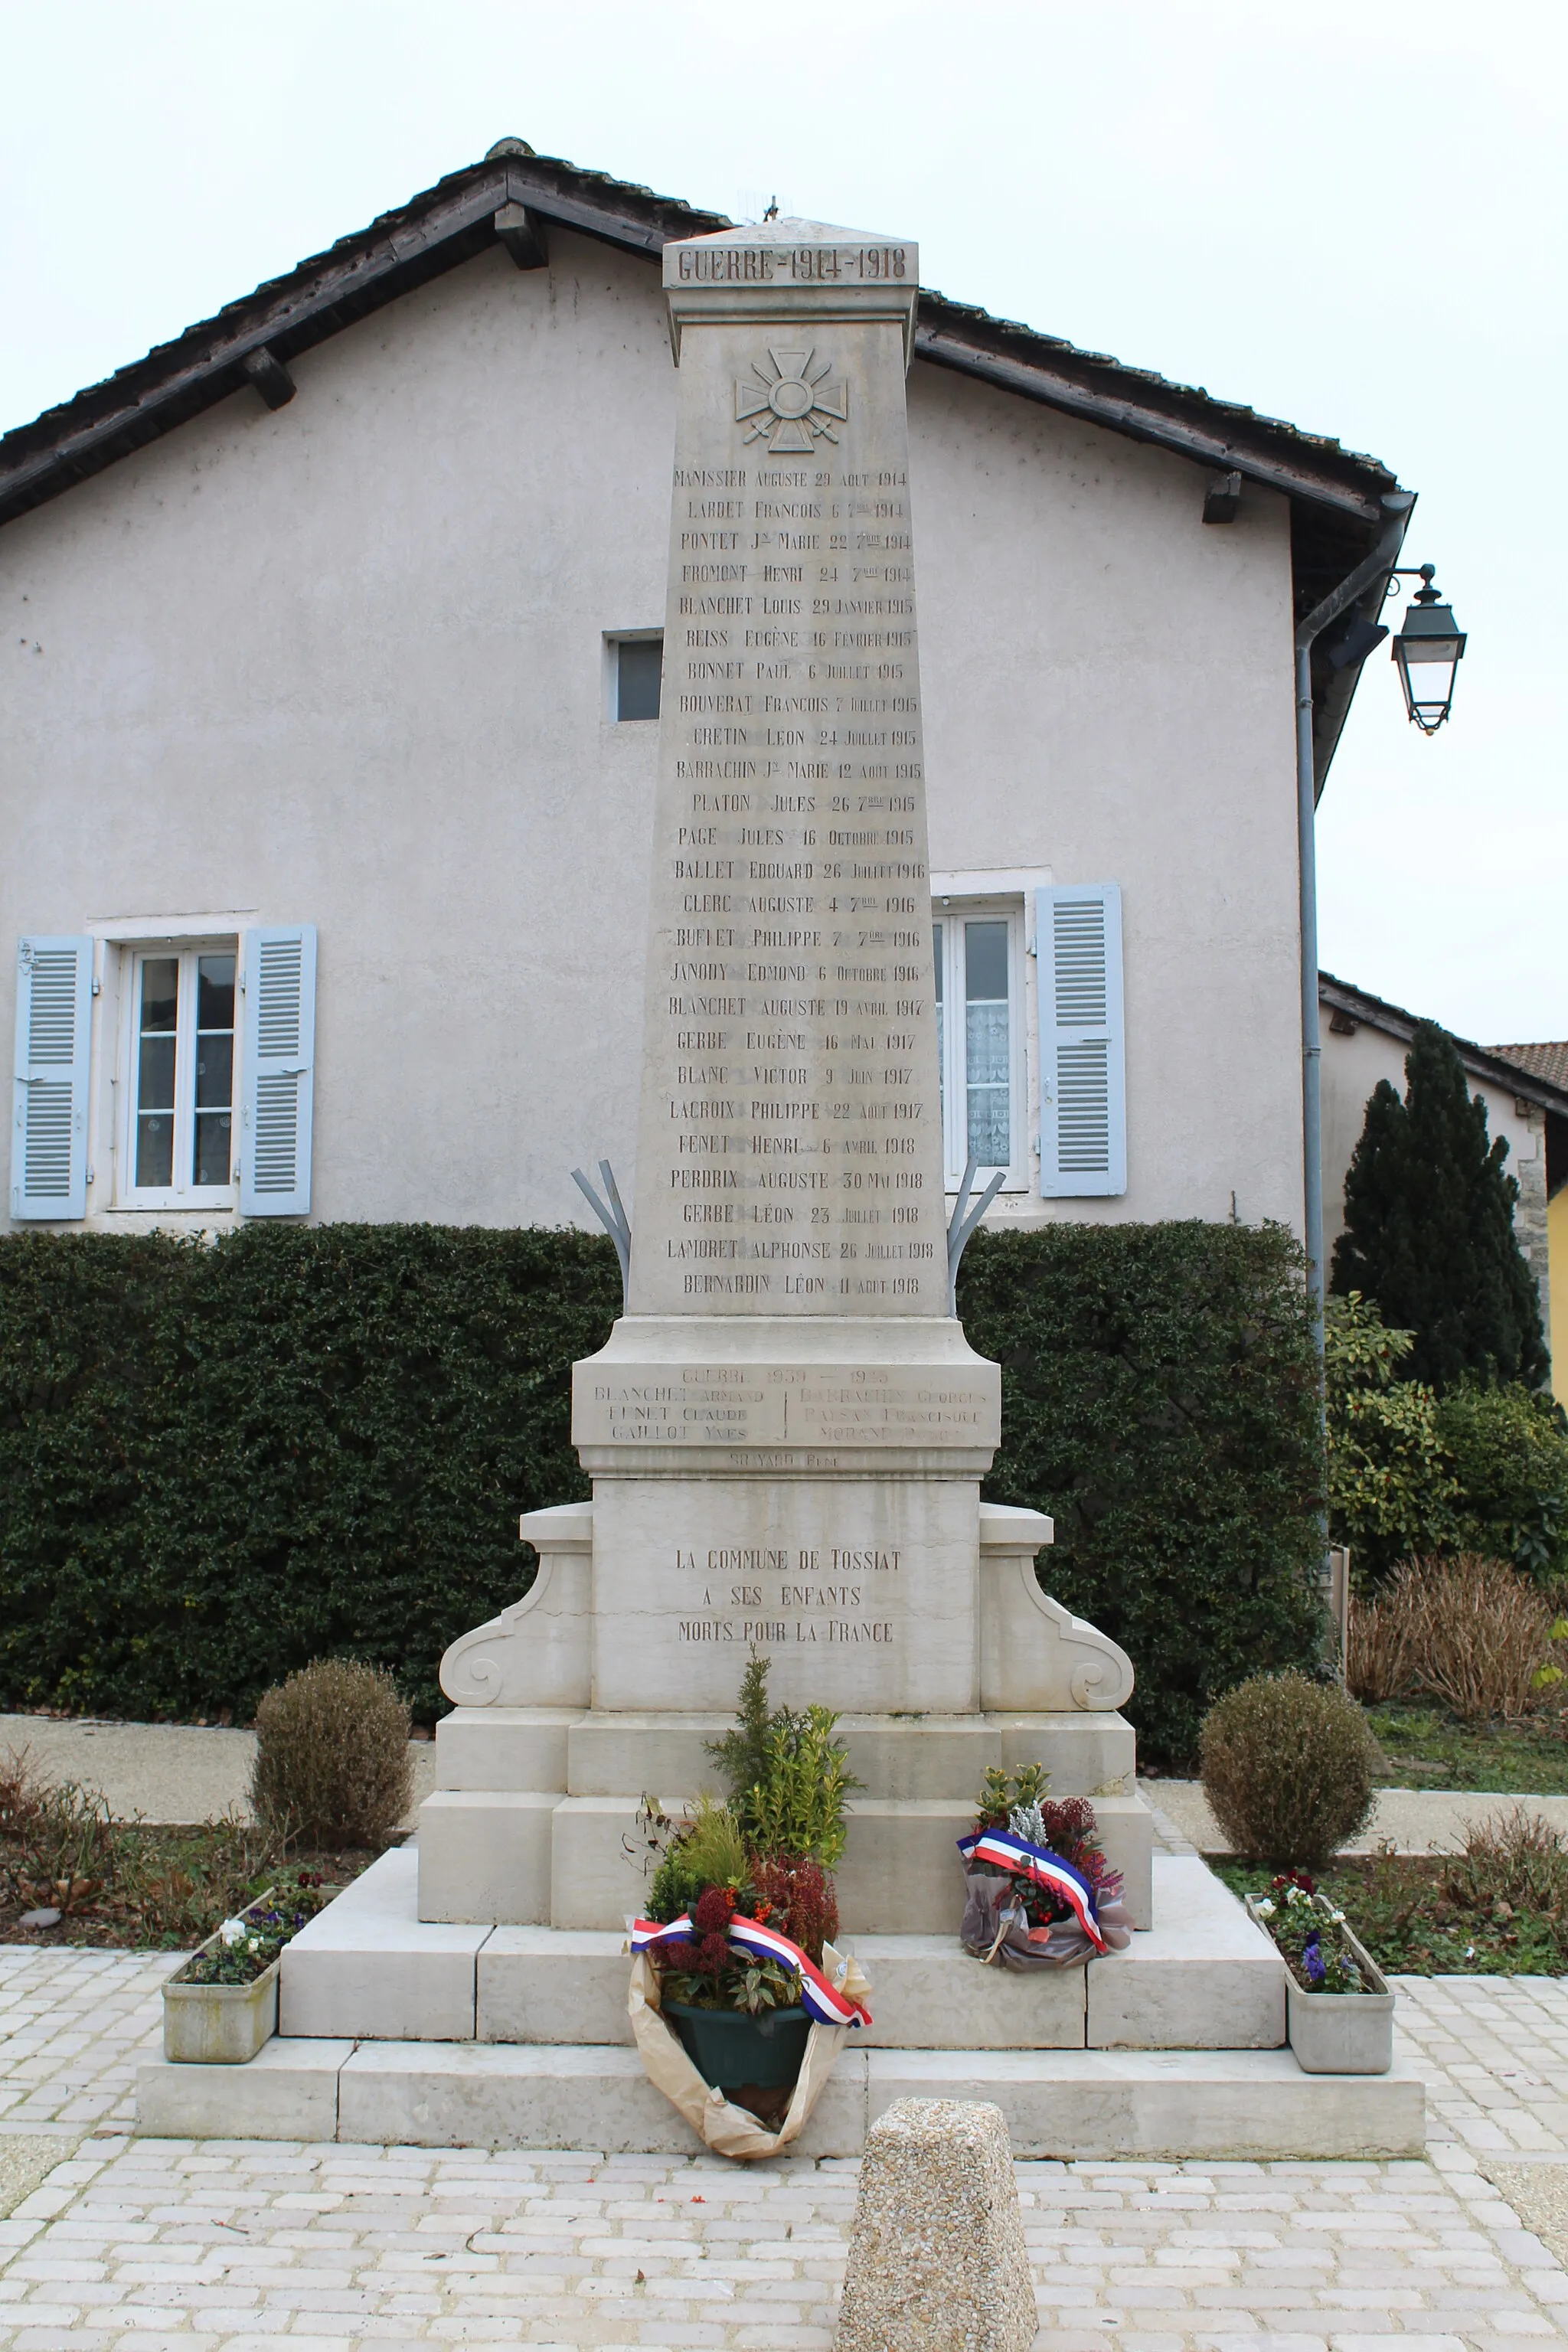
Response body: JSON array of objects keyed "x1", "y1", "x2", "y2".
[{"x1": 1292, "y1": 493, "x2": 1415, "y2": 1600}]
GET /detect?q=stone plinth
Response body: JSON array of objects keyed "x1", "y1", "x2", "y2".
[{"x1": 835, "y1": 2099, "x2": 1038, "y2": 2352}]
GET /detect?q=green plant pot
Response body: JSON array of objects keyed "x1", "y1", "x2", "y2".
[{"x1": 663, "y1": 2001, "x2": 811, "y2": 2091}]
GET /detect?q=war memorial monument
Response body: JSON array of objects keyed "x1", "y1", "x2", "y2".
[{"x1": 139, "y1": 217, "x2": 1422, "y2": 2158}]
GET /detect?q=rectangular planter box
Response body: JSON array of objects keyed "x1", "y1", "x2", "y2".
[
  {"x1": 164, "y1": 1884, "x2": 338, "y2": 2065},
  {"x1": 1247, "y1": 1893, "x2": 1394, "y2": 2076}
]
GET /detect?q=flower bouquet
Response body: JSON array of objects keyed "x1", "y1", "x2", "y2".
[
  {"x1": 1245, "y1": 1870, "x2": 1394, "y2": 2074},
  {"x1": 625, "y1": 1656, "x2": 872, "y2": 2159},
  {"x1": 958, "y1": 1765, "x2": 1133, "y2": 1969}
]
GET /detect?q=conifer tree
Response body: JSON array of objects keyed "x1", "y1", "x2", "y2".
[{"x1": 1330, "y1": 1020, "x2": 1549, "y2": 1391}]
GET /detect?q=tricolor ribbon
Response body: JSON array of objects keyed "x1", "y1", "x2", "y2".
[
  {"x1": 956, "y1": 1828, "x2": 1108, "y2": 1953},
  {"x1": 630, "y1": 1911, "x2": 872, "y2": 2028}
]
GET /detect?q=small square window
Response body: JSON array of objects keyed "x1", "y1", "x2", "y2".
[{"x1": 614, "y1": 635, "x2": 663, "y2": 721}]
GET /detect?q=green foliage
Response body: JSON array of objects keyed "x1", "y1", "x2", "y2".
[
  {"x1": 1331, "y1": 1021, "x2": 1549, "y2": 1391},
  {"x1": 1325, "y1": 1292, "x2": 1460, "y2": 1576},
  {"x1": 973, "y1": 1761, "x2": 1050, "y2": 1832},
  {"x1": 706, "y1": 1652, "x2": 859, "y2": 1870},
  {"x1": 956, "y1": 1220, "x2": 1324, "y2": 1769},
  {"x1": 704, "y1": 1651, "x2": 775, "y2": 1816},
  {"x1": 1199, "y1": 1669, "x2": 1378, "y2": 1868},
  {"x1": 747, "y1": 1708, "x2": 858, "y2": 1871},
  {"x1": 4, "y1": 1218, "x2": 1325, "y2": 1763},
  {"x1": 250, "y1": 1659, "x2": 413, "y2": 1848},
  {"x1": 1325, "y1": 1293, "x2": 1568, "y2": 1580},
  {"x1": 1437, "y1": 1383, "x2": 1568, "y2": 1578},
  {"x1": 0, "y1": 1224, "x2": 620, "y2": 1721},
  {"x1": 678, "y1": 1794, "x2": 750, "y2": 1890}
]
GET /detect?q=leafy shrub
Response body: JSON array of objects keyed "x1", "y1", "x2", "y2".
[
  {"x1": 1325, "y1": 1293, "x2": 1460, "y2": 1576},
  {"x1": 1437, "y1": 1387, "x2": 1568, "y2": 1579},
  {"x1": 1199, "y1": 1670, "x2": 1378, "y2": 1867},
  {"x1": 250, "y1": 1659, "x2": 413, "y2": 1847},
  {"x1": 0, "y1": 1224, "x2": 620, "y2": 1720},
  {"x1": 706, "y1": 1651, "x2": 860, "y2": 1869},
  {"x1": 1325, "y1": 1295, "x2": 1568, "y2": 1582},
  {"x1": 1439, "y1": 1807, "x2": 1568, "y2": 1920},
  {"x1": 959, "y1": 1220, "x2": 1323, "y2": 1767}
]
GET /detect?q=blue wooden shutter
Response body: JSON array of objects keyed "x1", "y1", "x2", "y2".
[
  {"x1": 10, "y1": 936, "x2": 93, "y2": 1220},
  {"x1": 239, "y1": 926, "x2": 316, "y2": 1216},
  {"x1": 1036, "y1": 885, "x2": 1125, "y2": 1197}
]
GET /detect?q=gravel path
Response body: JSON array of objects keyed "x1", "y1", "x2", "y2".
[
  {"x1": 1148, "y1": 1777, "x2": 1568, "y2": 1855},
  {"x1": 0, "y1": 1714, "x2": 436, "y2": 1828}
]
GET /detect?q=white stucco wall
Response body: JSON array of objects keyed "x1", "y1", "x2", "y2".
[{"x1": 2, "y1": 229, "x2": 1304, "y2": 1240}]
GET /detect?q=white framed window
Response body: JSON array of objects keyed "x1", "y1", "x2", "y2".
[
  {"x1": 117, "y1": 942, "x2": 238, "y2": 1207},
  {"x1": 933, "y1": 902, "x2": 1028, "y2": 1190}
]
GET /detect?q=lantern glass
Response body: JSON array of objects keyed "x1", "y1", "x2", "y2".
[{"x1": 1392, "y1": 594, "x2": 1465, "y2": 733}]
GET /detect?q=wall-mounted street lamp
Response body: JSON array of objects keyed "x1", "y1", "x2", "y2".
[{"x1": 1388, "y1": 564, "x2": 1467, "y2": 733}]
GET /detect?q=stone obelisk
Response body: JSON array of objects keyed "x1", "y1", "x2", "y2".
[{"x1": 572, "y1": 219, "x2": 1001, "y2": 1713}]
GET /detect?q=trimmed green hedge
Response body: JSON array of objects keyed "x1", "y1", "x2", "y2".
[
  {"x1": 961, "y1": 1220, "x2": 1324, "y2": 1765},
  {"x1": 0, "y1": 1219, "x2": 1322, "y2": 1760},
  {"x1": 0, "y1": 1225, "x2": 619, "y2": 1724}
]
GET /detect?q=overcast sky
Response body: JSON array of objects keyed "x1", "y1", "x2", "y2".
[{"x1": 3, "y1": 0, "x2": 1562, "y2": 1047}]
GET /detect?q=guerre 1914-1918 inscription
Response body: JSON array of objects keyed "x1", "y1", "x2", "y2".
[{"x1": 625, "y1": 240, "x2": 951, "y2": 1325}]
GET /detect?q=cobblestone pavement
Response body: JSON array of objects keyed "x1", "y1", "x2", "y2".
[{"x1": 5, "y1": 1945, "x2": 1568, "y2": 2347}]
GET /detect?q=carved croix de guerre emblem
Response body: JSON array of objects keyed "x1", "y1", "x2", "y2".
[{"x1": 735, "y1": 349, "x2": 848, "y2": 452}]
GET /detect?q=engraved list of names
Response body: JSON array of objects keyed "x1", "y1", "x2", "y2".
[{"x1": 628, "y1": 236, "x2": 949, "y2": 1318}]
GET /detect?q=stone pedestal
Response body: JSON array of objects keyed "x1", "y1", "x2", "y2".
[{"x1": 416, "y1": 213, "x2": 1158, "y2": 1942}]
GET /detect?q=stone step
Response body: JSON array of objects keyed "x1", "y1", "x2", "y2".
[
  {"x1": 416, "y1": 1785, "x2": 1155, "y2": 1932},
  {"x1": 137, "y1": 2037, "x2": 1424, "y2": 2159},
  {"x1": 282, "y1": 1848, "x2": 1282, "y2": 2051}
]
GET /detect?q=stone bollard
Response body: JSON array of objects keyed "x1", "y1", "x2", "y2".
[{"x1": 835, "y1": 2098, "x2": 1037, "y2": 2352}]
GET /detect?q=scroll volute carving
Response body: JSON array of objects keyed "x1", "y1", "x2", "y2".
[
  {"x1": 977, "y1": 1502, "x2": 1134, "y2": 1714},
  {"x1": 438, "y1": 1502, "x2": 593, "y2": 1710}
]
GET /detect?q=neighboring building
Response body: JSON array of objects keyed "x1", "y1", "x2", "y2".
[
  {"x1": 5, "y1": 142, "x2": 1410, "y2": 1249},
  {"x1": 1488, "y1": 1040, "x2": 1568, "y2": 1402},
  {"x1": 1320, "y1": 973, "x2": 1568, "y2": 1399}
]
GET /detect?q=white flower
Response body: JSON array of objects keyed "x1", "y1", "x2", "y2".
[
  {"x1": 1254, "y1": 1899, "x2": 1276, "y2": 1918},
  {"x1": 245, "y1": 1936, "x2": 262, "y2": 1955},
  {"x1": 218, "y1": 1919, "x2": 247, "y2": 1946},
  {"x1": 1329, "y1": 1909, "x2": 1347, "y2": 1926}
]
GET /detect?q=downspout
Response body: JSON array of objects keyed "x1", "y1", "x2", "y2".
[
  {"x1": 1293, "y1": 492, "x2": 1413, "y2": 1356},
  {"x1": 1292, "y1": 491, "x2": 1414, "y2": 1577}
]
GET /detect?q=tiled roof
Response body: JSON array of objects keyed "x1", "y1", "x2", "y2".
[
  {"x1": 1488, "y1": 1042, "x2": 1568, "y2": 1094},
  {"x1": 0, "y1": 144, "x2": 1401, "y2": 534},
  {"x1": 1320, "y1": 972, "x2": 1568, "y2": 1117}
]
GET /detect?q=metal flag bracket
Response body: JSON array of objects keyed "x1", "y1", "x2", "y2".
[
  {"x1": 571, "y1": 1158, "x2": 632, "y2": 1313},
  {"x1": 946, "y1": 1152, "x2": 1006, "y2": 1315}
]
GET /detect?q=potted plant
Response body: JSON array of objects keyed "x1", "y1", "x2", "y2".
[
  {"x1": 957, "y1": 1764, "x2": 1134, "y2": 1966},
  {"x1": 1246, "y1": 1870, "x2": 1394, "y2": 2074},
  {"x1": 627, "y1": 1657, "x2": 868, "y2": 2127},
  {"x1": 163, "y1": 1871, "x2": 336, "y2": 2064}
]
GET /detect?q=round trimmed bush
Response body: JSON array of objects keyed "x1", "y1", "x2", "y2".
[
  {"x1": 1199, "y1": 1669, "x2": 1377, "y2": 1867},
  {"x1": 250, "y1": 1659, "x2": 413, "y2": 1849}
]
